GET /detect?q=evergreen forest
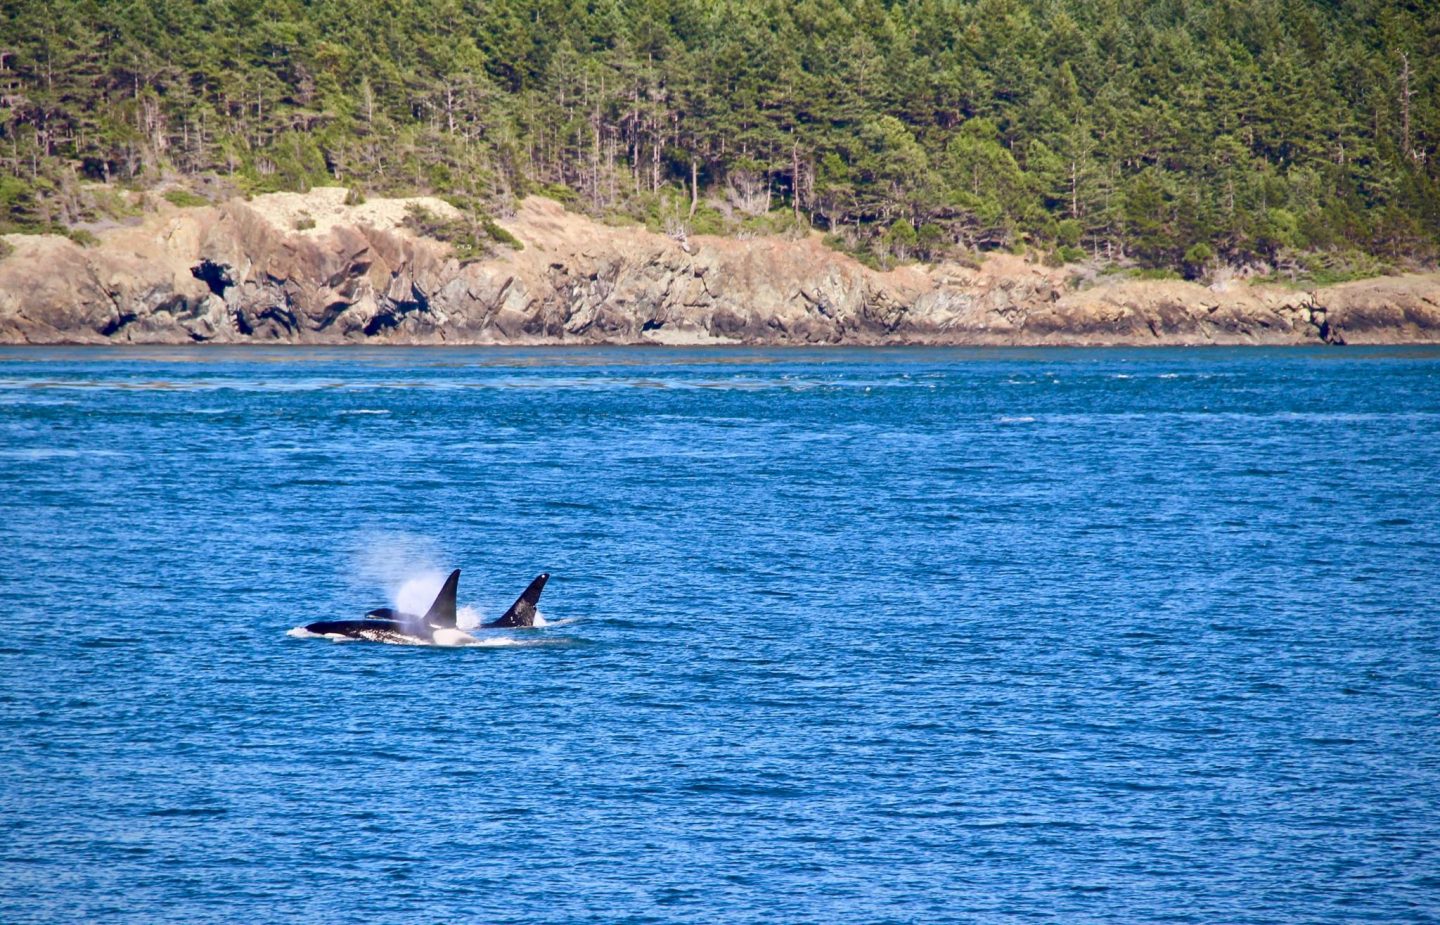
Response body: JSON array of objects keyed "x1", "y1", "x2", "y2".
[{"x1": 1, "y1": 0, "x2": 1437, "y2": 275}]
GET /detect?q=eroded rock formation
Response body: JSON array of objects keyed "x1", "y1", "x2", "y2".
[{"x1": 1, "y1": 189, "x2": 1437, "y2": 346}]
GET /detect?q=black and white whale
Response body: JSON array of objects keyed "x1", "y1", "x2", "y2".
[
  {"x1": 303, "y1": 569, "x2": 550, "y2": 645},
  {"x1": 482, "y1": 572, "x2": 549, "y2": 628}
]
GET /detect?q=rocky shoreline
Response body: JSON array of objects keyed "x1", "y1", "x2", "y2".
[{"x1": 1, "y1": 188, "x2": 1437, "y2": 347}]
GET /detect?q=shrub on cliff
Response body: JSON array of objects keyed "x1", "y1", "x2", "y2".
[
  {"x1": 163, "y1": 189, "x2": 209, "y2": 208},
  {"x1": 0, "y1": 176, "x2": 43, "y2": 233},
  {"x1": 883, "y1": 220, "x2": 919, "y2": 263},
  {"x1": 403, "y1": 204, "x2": 487, "y2": 262},
  {"x1": 482, "y1": 220, "x2": 522, "y2": 250},
  {"x1": 1183, "y1": 244, "x2": 1215, "y2": 281}
]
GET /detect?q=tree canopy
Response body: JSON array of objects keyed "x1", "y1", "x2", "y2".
[{"x1": 1, "y1": 0, "x2": 1437, "y2": 272}]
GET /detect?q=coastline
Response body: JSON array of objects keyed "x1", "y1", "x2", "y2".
[{"x1": 3, "y1": 189, "x2": 1437, "y2": 348}]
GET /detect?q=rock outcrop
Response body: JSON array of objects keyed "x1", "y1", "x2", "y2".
[{"x1": 2, "y1": 188, "x2": 1437, "y2": 346}]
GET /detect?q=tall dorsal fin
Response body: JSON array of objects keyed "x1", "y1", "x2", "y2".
[
  {"x1": 486, "y1": 573, "x2": 549, "y2": 628},
  {"x1": 423, "y1": 569, "x2": 461, "y2": 628}
]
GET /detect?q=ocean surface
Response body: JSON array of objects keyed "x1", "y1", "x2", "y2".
[{"x1": 1, "y1": 346, "x2": 1438, "y2": 924}]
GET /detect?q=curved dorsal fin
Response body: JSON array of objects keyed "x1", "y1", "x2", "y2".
[
  {"x1": 423, "y1": 569, "x2": 461, "y2": 628},
  {"x1": 487, "y1": 573, "x2": 549, "y2": 628}
]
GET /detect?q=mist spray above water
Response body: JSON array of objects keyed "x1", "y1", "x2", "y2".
[
  {"x1": 346, "y1": 532, "x2": 551, "y2": 629},
  {"x1": 348, "y1": 532, "x2": 493, "y2": 628}
]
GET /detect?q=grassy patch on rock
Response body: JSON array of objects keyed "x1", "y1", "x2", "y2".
[
  {"x1": 1249, "y1": 251, "x2": 1395, "y2": 289},
  {"x1": 163, "y1": 189, "x2": 210, "y2": 208},
  {"x1": 404, "y1": 201, "x2": 522, "y2": 261}
]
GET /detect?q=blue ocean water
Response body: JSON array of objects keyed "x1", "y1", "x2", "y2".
[{"x1": 1, "y1": 346, "x2": 1438, "y2": 924}]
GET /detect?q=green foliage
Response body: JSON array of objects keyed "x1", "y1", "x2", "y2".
[
  {"x1": 66, "y1": 228, "x2": 100, "y2": 248},
  {"x1": 441, "y1": 194, "x2": 484, "y2": 218},
  {"x1": 822, "y1": 231, "x2": 883, "y2": 270},
  {"x1": 1055, "y1": 220, "x2": 1083, "y2": 248},
  {"x1": 482, "y1": 219, "x2": 522, "y2": 250},
  {"x1": 688, "y1": 201, "x2": 728, "y2": 237},
  {"x1": 1184, "y1": 244, "x2": 1215, "y2": 265},
  {"x1": 403, "y1": 204, "x2": 488, "y2": 262},
  {"x1": 636, "y1": 188, "x2": 697, "y2": 236},
  {"x1": 883, "y1": 220, "x2": 919, "y2": 262},
  {"x1": 426, "y1": 195, "x2": 522, "y2": 250},
  {"x1": 163, "y1": 189, "x2": 209, "y2": 208},
  {"x1": 1183, "y1": 243, "x2": 1215, "y2": 280},
  {"x1": 85, "y1": 185, "x2": 142, "y2": 221},
  {"x1": 917, "y1": 223, "x2": 948, "y2": 261},
  {"x1": 1250, "y1": 250, "x2": 1394, "y2": 288},
  {"x1": 531, "y1": 183, "x2": 579, "y2": 206},
  {"x1": 0, "y1": 0, "x2": 1435, "y2": 272},
  {"x1": 739, "y1": 209, "x2": 808, "y2": 240},
  {"x1": 0, "y1": 175, "x2": 42, "y2": 231}
]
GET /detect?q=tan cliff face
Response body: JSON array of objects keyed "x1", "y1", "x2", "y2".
[{"x1": 0, "y1": 189, "x2": 1437, "y2": 346}]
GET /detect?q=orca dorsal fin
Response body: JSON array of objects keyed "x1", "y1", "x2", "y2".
[
  {"x1": 423, "y1": 569, "x2": 461, "y2": 628},
  {"x1": 488, "y1": 573, "x2": 549, "y2": 628}
]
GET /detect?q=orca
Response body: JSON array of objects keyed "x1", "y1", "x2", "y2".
[
  {"x1": 302, "y1": 569, "x2": 551, "y2": 644},
  {"x1": 482, "y1": 573, "x2": 549, "y2": 628},
  {"x1": 304, "y1": 568, "x2": 467, "y2": 645}
]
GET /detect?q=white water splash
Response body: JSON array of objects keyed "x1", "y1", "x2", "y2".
[
  {"x1": 349, "y1": 531, "x2": 448, "y2": 614},
  {"x1": 287, "y1": 623, "x2": 543, "y2": 647},
  {"x1": 431, "y1": 627, "x2": 477, "y2": 647},
  {"x1": 393, "y1": 571, "x2": 449, "y2": 616},
  {"x1": 462, "y1": 636, "x2": 532, "y2": 647},
  {"x1": 537, "y1": 616, "x2": 583, "y2": 628}
]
